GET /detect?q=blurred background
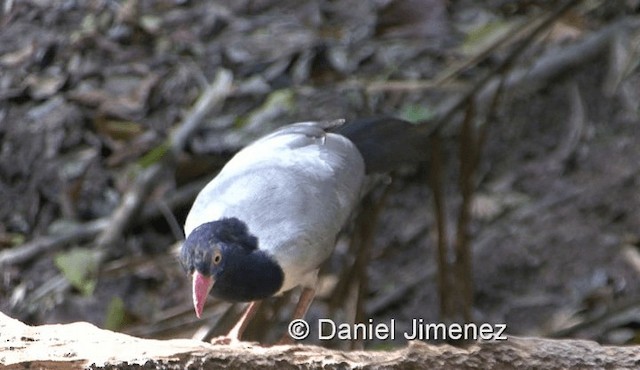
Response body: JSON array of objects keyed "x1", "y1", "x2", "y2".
[{"x1": 1, "y1": 0, "x2": 640, "y2": 350}]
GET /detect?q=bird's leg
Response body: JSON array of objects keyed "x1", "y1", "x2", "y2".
[
  {"x1": 228, "y1": 300, "x2": 262, "y2": 340},
  {"x1": 278, "y1": 287, "x2": 316, "y2": 344},
  {"x1": 212, "y1": 301, "x2": 262, "y2": 345},
  {"x1": 291, "y1": 287, "x2": 316, "y2": 321}
]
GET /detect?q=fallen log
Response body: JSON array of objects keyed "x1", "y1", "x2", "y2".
[{"x1": 1, "y1": 312, "x2": 638, "y2": 369}]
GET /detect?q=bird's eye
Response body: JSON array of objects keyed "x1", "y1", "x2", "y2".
[{"x1": 213, "y1": 250, "x2": 222, "y2": 265}]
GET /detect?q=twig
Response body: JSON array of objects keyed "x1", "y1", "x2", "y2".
[
  {"x1": 367, "y1": 266, "x2": 436, "y2": 316},
  {"x1": 95, "y1": 69, "x2": 233, "y2": 253},
  {"x1": 0, "y1": 178, "x2": 209, "y2": 268},
  {"x1": 0, "y1": 219, "x2": 108, "y2": 266},
  {"x1": 502, "y1": 81, "x2": 585, "y2": 177},
  {"x1": 128, "y1": 300, "x2": 233, "y2": 339},
  {"x1": 140, "y1": 177, "x2": 210, "y2": 221},
  {"x1": 548, "y1": 296, "x2": 640, "y2": 339},
  {"x1": 350, "y1": 185, "x2": 393, "y2": 350},
  {"x1": 453, "y1": 102, "x2": 477, "y2": 322},
  {"x1": 498, "y1": 17, "x2": 640, "y2": 99},
  {"x1": 423, "y1": 0, "x2": 582, "y2": 324},
  {"x1": 94, "y1": 164, "x2": 166, "y2": 252},
  {"x1": 11, "y1": 70, "x2": 234, "y2": 321},
  {"x1": 429, "y1": 0, "x2": 584, "y2": 135},
  {"x1": 366, "y1": 16, "x2": 543, "y2": 93},
  {"x1": 364, "y1": 15, "x2": 640, "y2": 144},
  {"x1": 428, "y1": 132, "x2": 451, "y2": 320},
  {"x1": 0, "y1": 70, "x2": 232, "y2": 267},
  {"x1": 544, "y1": 82, "x2": 586, "y2": 169},
  {"x1": 170, "y1": 70, "x2": 233, "y2": 155}
]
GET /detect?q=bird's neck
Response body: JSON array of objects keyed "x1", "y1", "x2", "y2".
[{"x1": 212, "y1": 250, "x2": 284, "y2": 302}]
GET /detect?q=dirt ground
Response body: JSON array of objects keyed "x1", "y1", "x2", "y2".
[{"x1": 1, "y1": 0, "x2": 640, "y2": 350}]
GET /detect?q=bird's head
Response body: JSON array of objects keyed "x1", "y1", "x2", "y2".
[{"x1": 179, "y1": 218, "x2": 283, "y2": 318}]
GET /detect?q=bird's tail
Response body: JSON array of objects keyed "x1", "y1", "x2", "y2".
[{"x1": 334, "y1": 117, "x2": 429, "y2": 174}]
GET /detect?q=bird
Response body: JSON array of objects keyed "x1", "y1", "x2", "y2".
[{"x1": 179, "y1": 117, "x2": 427, "y2": 343}]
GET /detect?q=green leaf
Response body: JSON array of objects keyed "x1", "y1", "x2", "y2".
[
  {"x1": 54, "y1": 248, "x2": 100, "y2": 296},
  {"x1": 137, "y1": 140, "x2": 170, "y2": 168},
  {"x1": 9, "y1": 233, "x2": 25, "y2": 246},
  {"x1": 461, "y1": 19, "x2": 514, "y2": 56},
  {"x1": 95, "y1": 119, "x2": 145, "y2": 141},
  {"x1": 399, "y1": 103, "x2": 434, "y2": 123},
  {"x1": 104, "y1": 296, "x2": 126, "y2": 331}
]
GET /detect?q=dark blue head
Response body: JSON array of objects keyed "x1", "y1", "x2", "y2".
[{"x1": 180, "y1": 218, "x2": 284, "y2": 317}]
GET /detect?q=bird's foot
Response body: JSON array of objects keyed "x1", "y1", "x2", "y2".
[
  {"x1": 211, "y1": 335, "x2": 265, "y2": 348},
  {"x1": 210, "y1": 335, "x2": 240, "y2": 346}
]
